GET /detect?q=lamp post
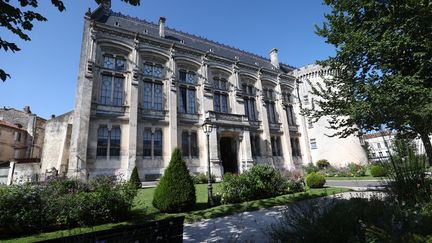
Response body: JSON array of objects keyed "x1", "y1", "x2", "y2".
[{"x1": 202, "y1": 118, "x2": 214, "y2": 206}]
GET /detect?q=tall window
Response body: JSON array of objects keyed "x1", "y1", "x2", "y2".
[
  {"x1": 271, "y1": 136, "x2": 283, "y2": 156},
  {"x1": 143, "y1": 129, "x2": 163, "y2": 158},
  {"x1": 97, "y1": 126, "x2": 121, "y2": 158},
  {"x1": 264, "y1": 88, "x2": 277, "y2": 123},
  {"x1": 213, "y1": 77, "x2": 229, "y2": 113},
  {"x1": 310, "y1": 138, "x2": 317, "y2": 149},
  {"x1": 100, "y1": 75, "x2": 124, "y2": 106},
  {"x1": 181, "y1": 131, "x2": 199, "y2": 158},
  {"x1": 286, "y1": 105, "x2": 296, "y2": 126},
  {"x1": 250, "y1": 134, "x2": 261, "y2": 157},
  {"x1": 178, "y1": 70, "x2": 197, "y2": 114},
  {"x1": 291, "y1": 137, "x2": 301, "y2": 157},
  {"x1": 103, "y1": 54, "x2": 125, "y2": 71},
  {"x1": 143, "y1": 81, "x2": 163, "y2": 110},
  {"x1": 307, "y1": 118, "x2": 313, "y2": 128},
  {"x1": 242, "y1": 84, "x2": 257, "y2": 121}
]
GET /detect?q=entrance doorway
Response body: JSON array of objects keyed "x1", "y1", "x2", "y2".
[{"x1": 220, "y1": 137, "x2": 238, "y2": 174}]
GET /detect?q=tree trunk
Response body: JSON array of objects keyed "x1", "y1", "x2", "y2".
[{"x1": 420, "y1": 132, "x2": 432, "y2": 166}]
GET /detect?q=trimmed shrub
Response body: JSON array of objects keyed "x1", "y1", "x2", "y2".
[
  {"x1": 316, "y1": 159, "x2": 330, "y2": 169},
  {"x1": 370, "y1": 164, "x2": 387, "y2": 177},
  {"x1": 306, "y1": 172, "x2": 326, "y2": 188},
  {"x1": 348, "y1": 163, "x2": 366, "y2": 177},
  {"x1": 130, "y1": 166, "x2": 141, "y2": 189},
  {"x1": 152, "y1": 148, "x2": 196, "y2": 213}
]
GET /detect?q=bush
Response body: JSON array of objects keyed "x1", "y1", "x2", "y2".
[
  {"x1": 0, "y1": 177, "x2": 137, "y2": 236},
  {"x1": 270, "y1": 197, "x2": 432, "y2": 242},
  {"x1": 130, "y1": 166, "x2": 141, "y2": 189},
  {"x1": 306, "y1": 172, "x2": 326, "y2": 188},
  {"x1": 316, "y1": 159, "x2": 330, "y2": 169},
  {"x1": 348, "y1": 163, "x2": 366, "y2": 177},
  {"x1": 370, "y1": 164, "x2": 387, "y2": 177},
  {"x1": 303, "y1": 162, "x2": 319, "y2": 174},
  {"x1": 220, "y1": 165, "x2": 305, "y2": 204},
  {"x1": 191, "y1": 173, "x2": 215, "y2": 184},
  {"x1": 152, "y1": 148, "x2": 196, "y2": 213}
]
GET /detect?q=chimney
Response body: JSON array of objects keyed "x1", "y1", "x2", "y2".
[
  {"x1": 101, "y1": 0, "x2": 111, "y2": 9},
  {"x1": 23, "y1": 106, "x2": 31, "y2": 114},
  {"x1": 159, "y1": 16, "x2": 166, "y2": 38},
  {"x1": 51, "y1": 114, "x2": 56, "y2": 119},
  {"x1": 269, "y1": 48, "x2": 280, "y2": 68}
]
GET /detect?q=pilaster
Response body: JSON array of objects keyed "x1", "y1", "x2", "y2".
[
  {"x1": 126, "y1": 38, "x2": 140, "y2": 178},
  {"x1": 168, "y1": 49, "x2": 178, "y2": 152}
]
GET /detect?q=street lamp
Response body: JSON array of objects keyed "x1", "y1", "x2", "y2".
[{"x1": 202, "y1": 118, "x2": 214, "y2": 206}]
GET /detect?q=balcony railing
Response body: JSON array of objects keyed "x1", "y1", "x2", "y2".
[{"x1": 207, "y1": 111, "x2": 248, "y2": 125}]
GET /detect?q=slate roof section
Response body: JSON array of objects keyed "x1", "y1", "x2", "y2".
[{"x1": 91, "y1": 7, "x2": 295, "y2": 74}]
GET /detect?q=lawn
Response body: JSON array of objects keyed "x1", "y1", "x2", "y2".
[{"x1": 5, "y1": 184, "x2": 350, "y2": 242}]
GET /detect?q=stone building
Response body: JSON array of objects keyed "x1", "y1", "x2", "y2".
[
  {"x1": 41, "y1": 2, "x2": 304, "y2": 181},
  {"x1": 0, "y1": 106, "x2": 46, "y2": 184},
  {"x1": 294, "y1": 64, "x2": 368, "y2": 167}
]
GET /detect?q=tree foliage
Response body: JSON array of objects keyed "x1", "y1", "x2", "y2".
[
  {"x1": 0, "y1": 0, "x2": 140, "y2": 81},
  {"x1": 307, "y1": 0, "x2": 432, "y2": 164}
]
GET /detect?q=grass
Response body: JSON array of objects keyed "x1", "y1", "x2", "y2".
[{"x1": 5, "y1": 184, "x2": 350, "y2": 242}]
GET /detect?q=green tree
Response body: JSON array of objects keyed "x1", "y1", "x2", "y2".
[
  {"x1": 152, "y1": 148, "x2": 196, "y2": 213},
  {"x1": 307, "y1": 0, "x2": 432, "y2": 165},
  {"x1": 0, "y1": 0, "x2": 140, "y2": 81},
  {"x1": 129, "y1": 166, "x2": 141, "y2": 189}
]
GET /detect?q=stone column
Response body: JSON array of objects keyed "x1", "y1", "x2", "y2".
[
  {"x1": 240, "y1": 129, "x2": 254, "y2": 172},
  {"x1": 275, "y1": 78, "x2": 295, "y2": 170},
  {"x1": 68, "y1": 17, "x2": 95, "y2": 179},
  {"x1": 126, "y1": 39, "x2": 139, "y2": 179},
  {"x1": 168, "y1": 49, "x2": 178, "y2": 153},
  {"x1": 256, "y1": 72, "x2": 273, "y2": 163},
  {"x1": 209, "y1": 126, "x2": 222, "y2": 177}
]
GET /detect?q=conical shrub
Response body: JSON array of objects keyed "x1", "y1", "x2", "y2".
[
  {"x1": 152, "y1": 148, "x2": 196, "y2": 213},
  {"x1": 129, "y1": 166, "x2": 141, "y2": 189}
]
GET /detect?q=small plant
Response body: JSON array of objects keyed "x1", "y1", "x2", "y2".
[
  {"x1": 306, "y1": 172, "x2": 326, "y2": 188},
  {"x1": 316, "y1": 159, "x2": 331, "y2": 169},
  {"x1": 347, "y1": 163, "x2": 366, "y2": 177},
  {"x1": 303, "y1": 162, "x2": 319, "y2": 174},
  {"x1": 152, "y1": 148, "x2": 196, "y2": 213},
  {"x1": 191, "y1": 173, "x2": 215, "y2": 184},
  {"x1": 370, "y1": 164, "x2": 387, "y2": 177},
  {"x1": 130, "y1": 166, "x2": 141, "y2": 189}
]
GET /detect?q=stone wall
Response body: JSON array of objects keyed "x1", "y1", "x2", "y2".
[{"x1": 40, "y1": 112, "x2": 73, "y2": 176}]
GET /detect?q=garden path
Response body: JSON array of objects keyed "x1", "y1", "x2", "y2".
[{"x1": 183, "y1": 191, "x2": 381, "y2": 242}]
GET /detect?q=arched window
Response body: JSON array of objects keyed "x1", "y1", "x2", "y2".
[
  {"x1": 213, "y1": 77, "x2": 229, "y2": 113},
  {"x1": 178, "y1": 69, "x2": 197, "y2": 114},
  {"x1": 242, "y1": 83, "x2": 257, "y2": 121}
]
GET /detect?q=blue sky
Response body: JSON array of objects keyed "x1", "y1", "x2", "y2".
[{"x1": 0, "y1": 0, "x2": 335, "y2": 119}]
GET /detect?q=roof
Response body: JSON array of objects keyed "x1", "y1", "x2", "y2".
[
  {"x1": 0, "y1": 120, "x2": 26, "y2": 131},
  {"x1": 90, "y1": 6, "x2": 295, "y2": 74}
]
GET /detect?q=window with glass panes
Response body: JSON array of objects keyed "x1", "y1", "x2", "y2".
[
  {"x1": 178, "y1": 70, "x2": 197, "y2": 114},
  {"x1": 97, "y1": 126, "x2": 121, "y2": 158},
  {"x1": 250, "y1": 134, "x2": 261, "y2": 157},
  {"x1": 100, "y1": 75, "x2": 124, "y2": 106},
  {"x1": 271, "y1": 136, "x2": 283, "y2": 156},
  {"x1": 103, "y1": 54, "x2": 126, "y2": 71},
  {"x1": 143, "y1": 129, "x2": 163, "y2": 158},
  {"x1": 213, "y1": 77, "x2": 229, "y2": 113},
  {"x1": 143, "y1": 81, "x2": 163, "y2": 110},
  {"x1": 181, "y1": 131, "x2": 199, "y2": 158},
  {"x1": 291, "y1": 137, "x2": 301, "y2": 156},
  {"x1": 286, "y1": 105, "x2": 296, "y2": 126},
  {"x1": 264, "y1": 88, "x2": 277, "y2": 123},
  {"x1": 242, "y1": 83, "x2": 257, "y2": 121},
  {"x1": 143, "y1": 63, "x2": 164, "y2": 79}
]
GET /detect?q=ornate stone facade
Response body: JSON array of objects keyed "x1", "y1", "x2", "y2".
[{"x1": 41, "y1": 3, "x2": 304, "y2": 181}]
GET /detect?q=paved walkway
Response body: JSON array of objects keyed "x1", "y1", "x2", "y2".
[
  {"x1": 183, "y1": 191, "x2": 380, "y2": 242},
  {"x1": 325, "y1": 179, "x2": 386, "y2": 191}
]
